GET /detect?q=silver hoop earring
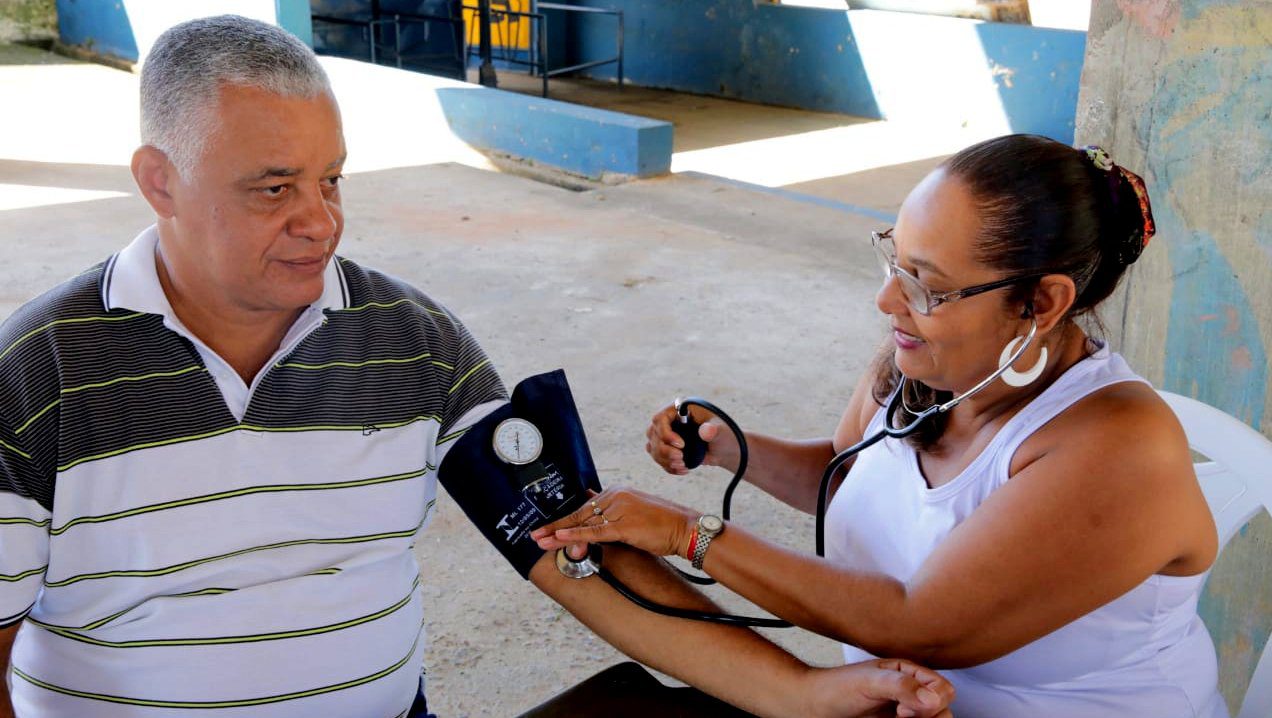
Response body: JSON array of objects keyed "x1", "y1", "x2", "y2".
[{"x1": 998, "y1": 336, "x2": 1047, "y2": 387}]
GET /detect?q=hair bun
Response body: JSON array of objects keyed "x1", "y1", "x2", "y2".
[{"x1": 1081, "y1": 146, "x2": 1156, "y2": 266}]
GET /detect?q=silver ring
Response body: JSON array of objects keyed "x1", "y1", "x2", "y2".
[{"x1": 592, "y1": 506, "x2": 603, "y2": 516}]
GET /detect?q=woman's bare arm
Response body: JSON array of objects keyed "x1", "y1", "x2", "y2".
[
  {"x1": 543, "y1": 383, "x2": 1217, "y2": 667},
  {"x1": 647, "y1": 372, "x2": 879, "y2": 514}
]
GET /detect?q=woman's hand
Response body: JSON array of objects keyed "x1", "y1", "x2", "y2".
[
  {"x1": 646, "y1": 403, "x2": 741, "y2": 475},
  {"x1": 531, "y1": 488, "x2": 698, "y2": 559},
  {"x1": 802, "y1": 658, "x2": 955, "y2": 718}
]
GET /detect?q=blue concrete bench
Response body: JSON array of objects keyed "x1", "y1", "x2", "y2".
[{"x1": 435, "y1": 86, "x2": 673, "y2": 181}]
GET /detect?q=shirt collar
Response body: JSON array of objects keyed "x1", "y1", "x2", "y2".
[{"x1": 103, "y1": 224, "x2": 349, "y2": 315}]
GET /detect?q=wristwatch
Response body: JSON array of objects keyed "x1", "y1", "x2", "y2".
[{"x1": 691, "y1": 514, "x2": 725, "y2": 570}]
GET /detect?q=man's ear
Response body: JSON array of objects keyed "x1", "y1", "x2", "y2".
[
  {"x1": 1029, "y1": 274, "x2": 1077, "y2": 334},
  {"x1": 131, "y1": 145, "x2": 178, "y2": 219}
]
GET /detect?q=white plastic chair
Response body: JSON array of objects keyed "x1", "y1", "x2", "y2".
[{"x1": 1160, "y1": 390, "x2": 1272, "y2": 718}]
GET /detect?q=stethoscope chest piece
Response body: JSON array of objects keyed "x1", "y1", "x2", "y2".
[{"x1": 556, "y1": 547, "x2": 600, "y2": 579}]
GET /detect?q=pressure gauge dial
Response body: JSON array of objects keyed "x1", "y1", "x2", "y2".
[{"x1": 492, "y1": 418, "x2": 543, "y2": 465}]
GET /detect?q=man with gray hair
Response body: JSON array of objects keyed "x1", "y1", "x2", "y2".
[{"x1": 0, "y1": 15, "x2": 953, "y2": 718}]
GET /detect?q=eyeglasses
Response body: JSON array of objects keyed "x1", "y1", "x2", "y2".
[{"x1": 871, "y1": 228, "x2": 1039, "y2": 316}]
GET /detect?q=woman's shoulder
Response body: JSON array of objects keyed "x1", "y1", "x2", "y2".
[
  {"x1": 1018, "y1": 377, "x2": 1217, "y2": 575},
  {"x1": 1015, "y1": 378, "x2": 1192, "y2": 478},
  {"x1": 1058, "y1": 378, "x2": 1179, "y2": 436}
]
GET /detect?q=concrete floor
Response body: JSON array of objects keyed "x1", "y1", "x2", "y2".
[
  {"x1": 489, "y1": 69, "x2": 983, "y2": 216},
  {"x1": 490, "y1": 71, "x2": 873, "y2": 153},
  {"x1": 3, "y1": 44, "x2": 922, "y2": 716}
]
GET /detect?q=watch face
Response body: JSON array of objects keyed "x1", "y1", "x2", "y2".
[
  {"x1": 699, "y1": 515, "x2": 724, "y2": 534},
  {"x1": 492, "y1": 418, "x2": 543, "y2": 465}
]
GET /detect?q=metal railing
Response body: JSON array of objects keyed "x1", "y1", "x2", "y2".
[
  {"x1": 312, "y1": 10, "x2": 466, "y2": 79},
  {"x1": 461, "y1": 4, "x2": 550, "y2": 96},
  {"x1": 460, "y1": 2, "x2": 623, "y2": 97},
  {"x1": 537, "y1": 3, "x2": 623, "y2": 88}
]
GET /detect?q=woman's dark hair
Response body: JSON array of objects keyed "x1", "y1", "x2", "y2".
[{"x1": 871, "y1": 133, "x2": 1154, "y2": 449}]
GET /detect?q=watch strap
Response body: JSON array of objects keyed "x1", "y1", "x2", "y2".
[
  {"x1": 691, "y1": 520, "x2": 720, "y2": 570},
  {"x1": 690, "y1": 531, "x2": 713, "y2": 570}
]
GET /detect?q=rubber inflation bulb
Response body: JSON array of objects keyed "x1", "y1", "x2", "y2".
[{"x1": 672, "y1": 415, "x2": 709, "y2": 469}]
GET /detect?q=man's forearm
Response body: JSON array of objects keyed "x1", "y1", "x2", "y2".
[
  {"x1": 1, "y1": 622, "x2": 19, "y2": 718},
  {"x1": 530, "y1": 545, "x2": 810, "y2": 718}
]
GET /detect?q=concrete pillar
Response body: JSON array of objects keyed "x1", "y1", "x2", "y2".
[{"x1": 1076, "y1": 2, "x2": 1271, "y2": 712}]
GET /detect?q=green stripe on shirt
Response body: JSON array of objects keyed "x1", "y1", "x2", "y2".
[
  {"x1": 11, "y1": 617, "x2": 426, "y2": 709},
  {"x1": 57, "y1": 417, "x2": 443, "y2": 472},
  {"x1": 338, "y1": 298, "x2": 449, "y2": 318},
  {"x1": 29, "y1": 575, "x2": 419, "y2": 648},
  {"x1": 0, "y1": 517, "x2": 50, "y2": 527},
  {"x1": 0, "y1": 565, "x2": 46, "y2": 582},
  {"x1": 51, "y1": 466, "x2": 432, "y2": 535},
  {"x1": 448, "y1": 359, "x2": 491, "y2": 395},
  {"x1": 45, "y1": 527, "x2": 420, "y2": 587},
  {"x1": 275, "y1": 352, "x2": 435, "y2": 371},
  {"x1": 0, "y1": 312, "x2": 146, "y2": 364},
  {"x1": 15, "y1": 366, "x2": 206, "y2": 436},
  {"x1": 74, "y1": 588, "x2": 240, "y2": 632},
  {"x1": 0, "y1": 438, "x2": 32, "y2": 460}
]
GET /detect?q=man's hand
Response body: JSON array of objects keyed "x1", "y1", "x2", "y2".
[{"x1": 802, "y1": 659, "x2": 954, "y2": 718}]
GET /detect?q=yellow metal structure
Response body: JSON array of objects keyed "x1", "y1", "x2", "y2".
[{"x1": 464, "y1": 1, "x2": 532, "y2": 51}]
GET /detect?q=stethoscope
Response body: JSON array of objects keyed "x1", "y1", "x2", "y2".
[{"x1": 558, "y1": 319, "x2": 1041, "y2": 627}]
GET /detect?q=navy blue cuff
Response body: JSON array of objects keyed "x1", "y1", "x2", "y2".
[{"x1": 438, "y1": 370, "x2": 602, "y2": 578}]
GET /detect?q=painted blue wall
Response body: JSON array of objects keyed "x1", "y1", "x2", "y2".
[
  {"x1": 435, "y1": 86, "x2": 672, "y2": 179},
  {"x1": 554, "y1": 0, "x2": 1085, "y2": 142},
  {"x1": 973, "y1": 20, "x2": 1086, "y2": 143},
  {"x1": 560, "y1": 0, "x2": 879, "y2": 119},
  {"x1": 277, "y1": 0, "x2": 314, "y2": 46},
  {"x1": 55, "y1": 0, "x2": 138, "y2": 62},
  {"x1": 56, "y1": 0, "x2": 315, "y2": 63}
]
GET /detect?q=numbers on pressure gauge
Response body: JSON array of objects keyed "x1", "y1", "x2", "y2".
[{"x1": 492, "y1": 418, "x2": 544, "y2": 465}]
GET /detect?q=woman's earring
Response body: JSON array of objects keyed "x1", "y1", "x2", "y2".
[{"x1": 998, "y1": 336, "x2": 1048, "y2": 387}]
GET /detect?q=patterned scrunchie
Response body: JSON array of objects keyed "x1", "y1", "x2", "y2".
[{"x1": 1082, "y1": 145, "x2": 1156, "y2": 266}]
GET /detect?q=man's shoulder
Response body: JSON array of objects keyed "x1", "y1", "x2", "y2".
[
  {"x1": 0, "y1": 261, "x2": 114, "y2": 364},
  {"x1": 332, "y1": 257, "x2": 459, "y2": 325}
]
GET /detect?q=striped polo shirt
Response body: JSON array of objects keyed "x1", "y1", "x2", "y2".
[{"x1": 0, "y1": 226, "x2": 506, "y2": 717}]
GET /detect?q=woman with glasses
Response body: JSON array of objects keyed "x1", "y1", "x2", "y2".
[{"x1": 533, "y1": 134, "x2": 1226, "y2": 717}]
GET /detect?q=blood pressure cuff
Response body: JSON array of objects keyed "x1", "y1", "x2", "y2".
[{"x1": 438, "y1": 369, "x2": 602, "y2": 578}]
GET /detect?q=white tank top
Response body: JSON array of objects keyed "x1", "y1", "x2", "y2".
[{"x1": 826, "y1": 343, "x2": 1228, "y2": 718}]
